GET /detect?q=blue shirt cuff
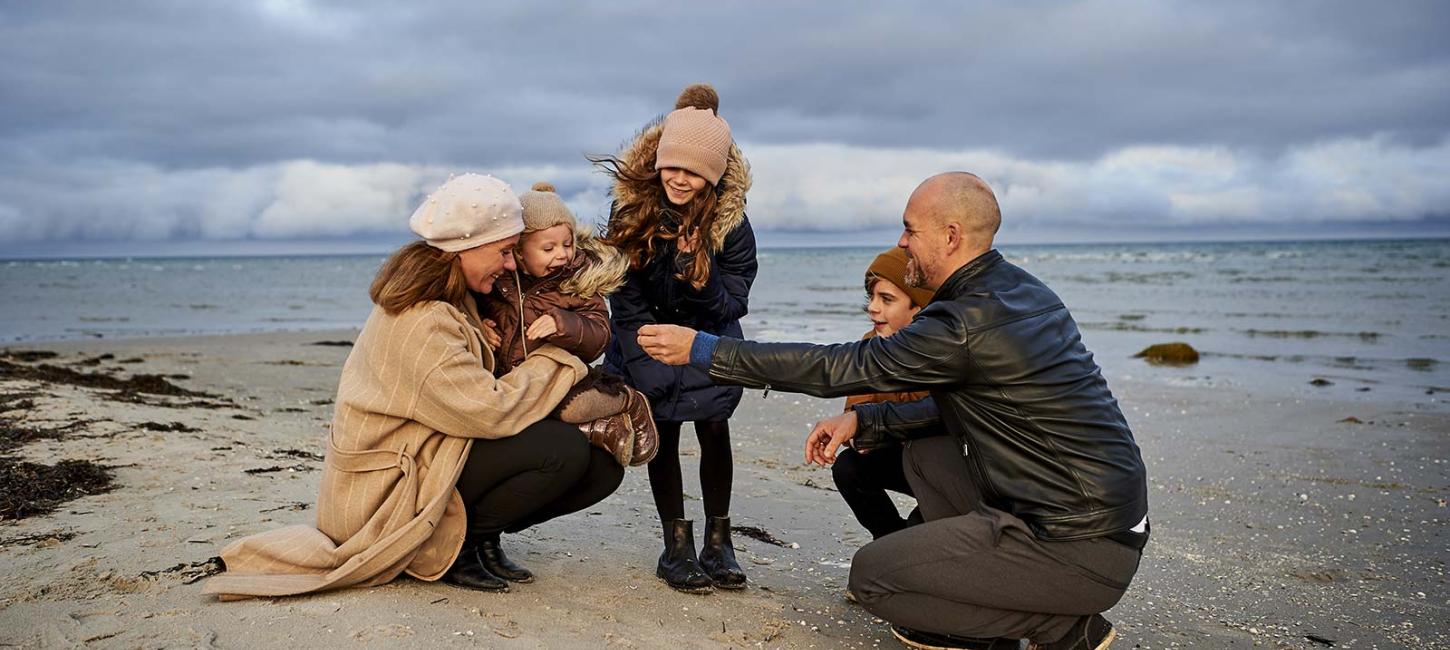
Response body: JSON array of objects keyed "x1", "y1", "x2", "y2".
[{"x1": 688, "y1": 331, "x2": 719, "y2": 368}]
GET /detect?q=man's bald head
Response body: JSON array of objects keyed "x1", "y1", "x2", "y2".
[
  {"x1": 897, "y1": 172, "x2": 1002, "y2": 289},
  {"x1": 908, "y1": 172, "x2": 1001, "y2": 244}
]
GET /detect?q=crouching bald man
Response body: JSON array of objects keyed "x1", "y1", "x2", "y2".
[{"x1": 638, "y1": 172, "x2": 1148, "y2": 650}]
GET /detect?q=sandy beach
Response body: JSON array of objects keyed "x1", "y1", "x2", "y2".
[{"x1": 1, "y1": 329, "x2": 1446, "y2": 649}]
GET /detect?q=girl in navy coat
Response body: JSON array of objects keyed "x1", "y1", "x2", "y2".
[{"x1": 593, "y1": 83, "x2": 757, "y2": 593}]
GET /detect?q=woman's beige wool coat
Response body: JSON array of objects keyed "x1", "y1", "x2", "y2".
[{"x1": 204, "y1": 295, "x2": 586, "y2": 599}]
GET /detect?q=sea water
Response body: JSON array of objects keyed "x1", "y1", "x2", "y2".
[{"x1": 3, "y1": 239, "x2": 1446, "y2": 401}]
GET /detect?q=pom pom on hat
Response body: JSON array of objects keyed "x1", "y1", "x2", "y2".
[
  {"x1": 655, "y1": 83, "x2": 732, "y2": 185},
  {"x1": 409, "y1": 173, "x2": 523, "y2": 252},
  {"x1": 519, "y1": 180, "x2": 578, "y2": 234},
  {"x1": 674, "y1": 83, "x2": 719, "y2": 113}
]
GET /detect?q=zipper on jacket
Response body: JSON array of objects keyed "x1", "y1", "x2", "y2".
[
  {"x1": 512, "y1": 267, "x2": 529, "y2": 358},
  {"x1": 966, "y1": 438, "x2": 1004, "y2": 503},
  {"x1": 762, "y1": 384, "x2": 771, "y2": 398}
]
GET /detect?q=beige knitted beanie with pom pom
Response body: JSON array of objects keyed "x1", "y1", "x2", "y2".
[
  {"x1": 518, "y1": 181, "x2": 579, "y2": 234},
  {"x1": 655, "y1": 83, "x2": 732, "y2": 186}
]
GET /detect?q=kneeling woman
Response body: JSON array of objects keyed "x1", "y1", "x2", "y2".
[{"x1": 204, "y1": 174, "x2": 623, "y2": 599}]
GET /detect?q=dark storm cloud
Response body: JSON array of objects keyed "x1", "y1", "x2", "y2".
[{"x1": 0, "y1": 0, "x2": 1447, "y2": 245}]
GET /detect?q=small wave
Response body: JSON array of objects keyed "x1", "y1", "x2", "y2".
[
  {"x1": 1239, "y1": 329, "x2": 1383, "y2": 341},
  {"x1": 1228, "y1": 276, "x2": 1298, "y2": 284},
  {"x1": 1030, "y1": 251, "x2": 1218, "y2": 264},
  {"x1": 1201, "y1": 351, "x2": 1292, "y2": 363},
  {"x1": 1080, "y1": 321, "x2": 1206, "y2": 334},
  {"x1": 1221, "y1": 312, "x2": 1301, "y2": 319},
  {"x1": 1330, "y1": 356, "x2": 1376, "y2": 371},
  {"x1": 1365, "y1": 292, "x2": 1426, "y2": 300},
  {"x1": 1406, "y1": 358, "x2": 1438, "y2": 372},
  {"x1": 1201, "y1": 351, "x2": 1425, "y2": 373},
  {"x1": 1060, "y1": 271, "x2": 1193, "y2": 285}
]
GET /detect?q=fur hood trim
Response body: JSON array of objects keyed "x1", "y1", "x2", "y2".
[{"x1": 561, "y1": 227, "x2": 629, "y2": 298}]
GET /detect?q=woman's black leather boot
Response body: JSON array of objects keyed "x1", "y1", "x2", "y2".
[
  {"x1": 698, "y1": 515, "x2": 747, "y2": 589},
  {"x1": 657, "y1": 519, "x2": 714, "y2": 594},
  {"x1": 479, "y1": 534, "x2": 534, "y2": 583},
  {"x1": 443, "y1": 538, "x2": 508, "y2": 592}
]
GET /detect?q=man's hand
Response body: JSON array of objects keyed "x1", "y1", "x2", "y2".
[
  {"x1": 676, "y1": 229, "x2": 702, "y2": 255},
  {"x1": 637, "y1": 324, "x2": 697, "y2": 366},
  {"x1": 804, "y1": 410, "x2": 858, "y2": 466},
  {"x1": 526, "y1": 314, "x2": 558, "y2": 341},
  {"x1": 480, "y1": 318, "x2": 502, "y2": 349}
]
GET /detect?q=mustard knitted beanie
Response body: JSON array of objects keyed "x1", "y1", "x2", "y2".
[
  {"x1": 867, "y1": 247, "x2": 936, "y2": 307},
  {"x1": 518, "y1": 181, "x2": 578, "y2": 233},
  {"x1": 654, "y1": 83, "x2": 732, "y2": 186}
]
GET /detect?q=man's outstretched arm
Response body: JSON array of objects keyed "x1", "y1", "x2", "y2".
[{"x1": 637, "y1": 305, "x2": 972, "y2": 399}]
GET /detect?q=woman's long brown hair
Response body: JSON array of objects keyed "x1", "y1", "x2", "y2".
[
  {"x1": 368, "y1": 241, "x2": 470, "y2": 315},
  {"x1": 590, "y1": 155, "x2": 720, "y2": 290}
]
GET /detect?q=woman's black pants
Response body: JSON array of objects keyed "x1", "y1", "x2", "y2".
[{"x1": 455, "y1": 418, "x2": 624, "y2": 537}]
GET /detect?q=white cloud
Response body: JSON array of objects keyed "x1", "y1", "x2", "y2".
[
  {"x1": 743, "y1": 136, "x2": 1450, "y2": 232},
  {"x1": 0, "y1": 158, "x2": 612, "y2": 244},
  {"x1": 0, "y1": 135, "x2": 1444, "y2": 246}
]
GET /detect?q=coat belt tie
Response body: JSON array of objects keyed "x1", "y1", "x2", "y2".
[{"x1": 327, "y1": 438, "x2": 415, "y2": 475}]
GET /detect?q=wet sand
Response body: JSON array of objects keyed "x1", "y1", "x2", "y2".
[{"x1": 0, "y1": 330, "x2": 1446, "y2": 648}]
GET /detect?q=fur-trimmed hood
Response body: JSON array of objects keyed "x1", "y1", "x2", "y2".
[
  {"x1": 561, "y1": 227, "x2": 628, "y2": 297},
  {"x1": 608, "y1": 119, "x2": 751, "y2": 254}
]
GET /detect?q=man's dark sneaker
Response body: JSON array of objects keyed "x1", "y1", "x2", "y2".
[
  {"x1": 1031, "y1": 614, "x2": 1115, "y2": 650},
  {"x1": 890, "y1": 624, "x2": 1021, "y2": 650}
]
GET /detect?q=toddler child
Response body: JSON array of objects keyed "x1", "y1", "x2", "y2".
[{"x1": 477, "y1": 182, "x2": 655, "y2": 466}]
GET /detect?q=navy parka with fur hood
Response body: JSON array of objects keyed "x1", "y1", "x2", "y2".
[{"x1": 601, "y1": 120, "x2": 757, "y2": 423}]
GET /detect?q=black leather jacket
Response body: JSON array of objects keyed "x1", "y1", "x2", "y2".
[{"x1": 708, "y1": 249, "x2": 1147, "y2": 541}]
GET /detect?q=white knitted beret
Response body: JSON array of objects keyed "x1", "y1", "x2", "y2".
[{"x1": 409, "y1": 173, "x2": 524, "y2": 252}]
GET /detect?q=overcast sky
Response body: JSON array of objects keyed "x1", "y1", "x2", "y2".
[{"x1": 2, "y1": 1, "x2": 1448, "y2": 255}]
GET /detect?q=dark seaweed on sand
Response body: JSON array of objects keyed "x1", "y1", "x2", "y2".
[
  {"x1": 140, "y1": 556, "x2": 224, "y2": 584},
  {"x1": 0, "y1": 364, "x2": 123, "y2": 521},
  {"x1": 0, "y1": 358, "x2": 211, "y2": 396},
  {"x1": 136, "y1": 421, "x2": 203, "y2": 433},
  {"x1": 732, "y1": 525, "x2": 793, "y2": 548},
  {"x1": 0, "y1": 459, "x2": 114, "y2": 521}
]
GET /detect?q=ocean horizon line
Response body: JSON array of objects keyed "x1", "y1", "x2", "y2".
[{"x1": 2, "y1": 233, "x2": 1448, "y2": 263}]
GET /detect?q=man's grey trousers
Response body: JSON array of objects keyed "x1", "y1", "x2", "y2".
[{"x1": 847, "y1": 436, "x2": 1144, "y2": 643}]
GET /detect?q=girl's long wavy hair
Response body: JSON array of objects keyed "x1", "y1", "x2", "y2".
[
  {"x1": 589, "y1": 155, "x2": 720, "y2": 291},
  {"x1": 368, "y1": 241, "x2": 470, "y2": 316}
]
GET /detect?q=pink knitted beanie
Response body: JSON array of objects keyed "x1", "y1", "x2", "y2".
[{"x1": 654, "y1": 83, "x2": 732, "y2": 186}]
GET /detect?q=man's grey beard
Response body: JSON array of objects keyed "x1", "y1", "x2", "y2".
[{"x1": 904, "y1": 255, "x2": 926, "y2": 288}]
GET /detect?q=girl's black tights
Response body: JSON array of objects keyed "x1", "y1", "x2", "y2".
[{"x1": 647, "y1": 420, "x2": 733, "y2": 521}]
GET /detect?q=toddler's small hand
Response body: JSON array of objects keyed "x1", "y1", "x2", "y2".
[
  {"x1": 526, "y1": 314, "x2": 559, "y2": 341},
  {"x1": 480, "y1": 318, "x2": 502, "y2": 349}
]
